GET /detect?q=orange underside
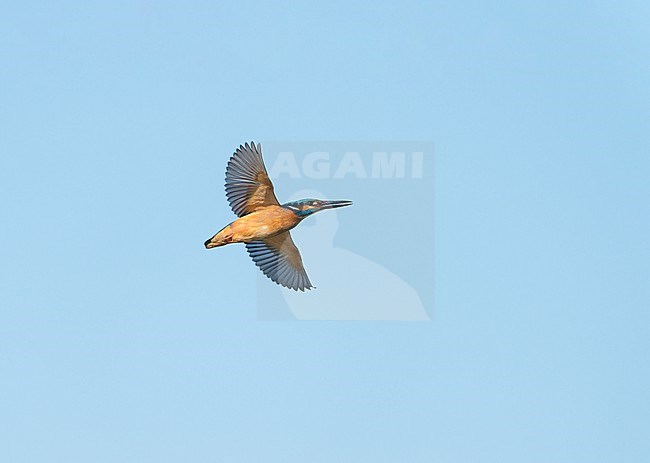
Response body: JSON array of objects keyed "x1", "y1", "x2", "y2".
[{"x1": 210, "y1": 206, "x2": 301, "y2": 246}]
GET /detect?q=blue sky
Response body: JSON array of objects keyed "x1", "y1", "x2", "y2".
[{"x1": 1, "y1": 1, "x2": 649, "y2": 462}]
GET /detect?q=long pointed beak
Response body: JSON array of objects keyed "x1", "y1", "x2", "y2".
[{"x1": 318, "y1": 199, "x2": 353, "y2": 210}]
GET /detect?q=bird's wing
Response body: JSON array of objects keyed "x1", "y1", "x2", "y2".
[
  {"x1": 225, "y1": 142, "x2": 280, "y2": 217},
  {"x1": 246, "y1": 232, "x2": 314, "y2": 291}
]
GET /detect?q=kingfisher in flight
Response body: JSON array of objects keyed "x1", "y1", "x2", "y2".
[{"x1": 204, "y1": 142, "x2": 353, "y2": 291}]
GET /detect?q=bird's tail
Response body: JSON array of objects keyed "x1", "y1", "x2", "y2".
[{"x1": 204, "y1": 226, "x2": 233, "y2": 249}]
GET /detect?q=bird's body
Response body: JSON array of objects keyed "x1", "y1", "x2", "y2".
[
  {"x1": 204, "y1": 142, "x2": 352, "y2": 291},
  {"x1": 207, "y1": 205, "x2": 301, "y2": 246}
]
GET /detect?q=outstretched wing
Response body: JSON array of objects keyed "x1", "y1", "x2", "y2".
[
  {"x1": 246, "y1": 232, "x2": 314, "y2": 291},
  {"x1": 225, "y1": 142, "x2": 279, "y2": 217}
]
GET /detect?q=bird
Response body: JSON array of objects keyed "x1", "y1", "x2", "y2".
[{"x1": 204, "y1": 142, "x2": 353, "y2": 291}]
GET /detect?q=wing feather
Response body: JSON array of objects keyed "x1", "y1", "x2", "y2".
[
  {"x1": 245, "y1": 232, "x2": 314, "y2": 291},
  {"x1": 225, "y1": 142, "x2": 279, "y2": 217}
]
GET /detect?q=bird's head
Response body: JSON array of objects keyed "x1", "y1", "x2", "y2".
[{"x1": 282, "y1": 198, "x2": 353, "y2": 217}]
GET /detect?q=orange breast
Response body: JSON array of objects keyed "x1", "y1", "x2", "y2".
[{"x1": 228, "y1": 206, "x2": 301, "y2": 242}]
